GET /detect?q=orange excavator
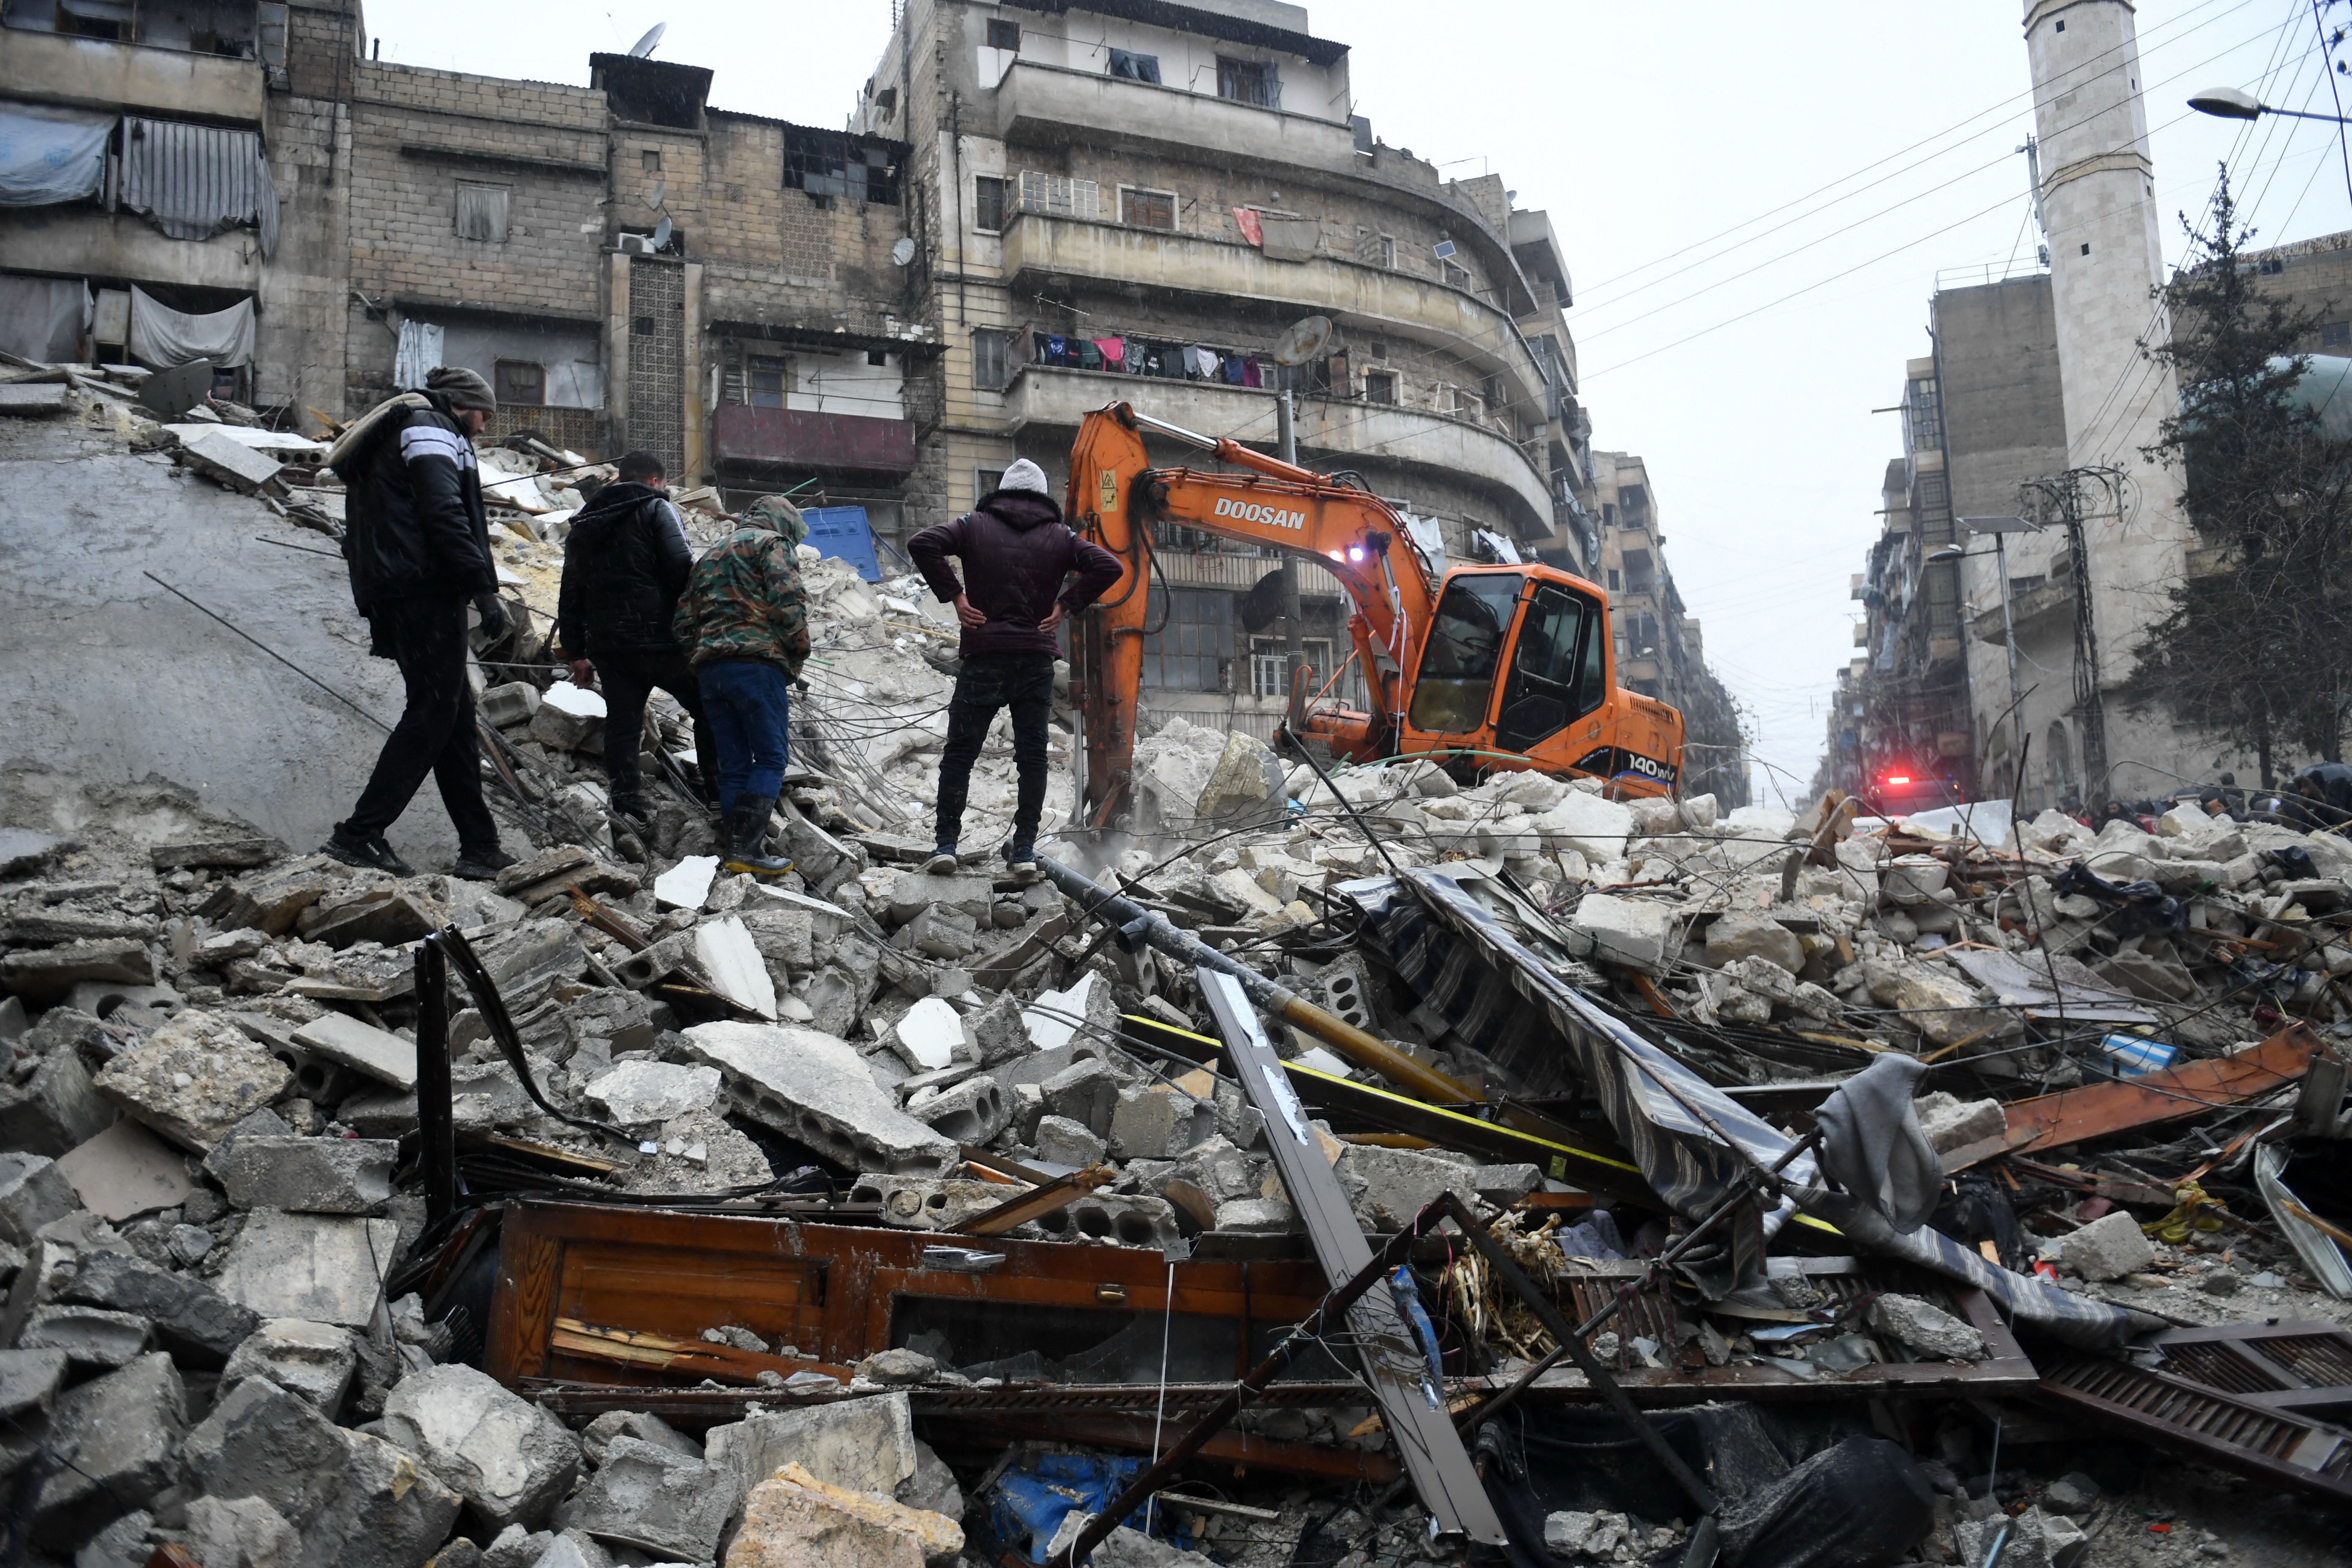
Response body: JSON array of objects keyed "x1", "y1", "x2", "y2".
[{"x1": 1064, "y1": 401, "x2": 1685, "y2": 823}]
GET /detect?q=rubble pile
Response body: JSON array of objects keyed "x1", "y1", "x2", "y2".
[{"x1": 13, "y1": 371, "x2": 2352, "y2": 1565}]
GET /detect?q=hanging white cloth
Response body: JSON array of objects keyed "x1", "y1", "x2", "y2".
[
  {"x1": 393, "y1": 319, "x2": 444, "y2": 390},
  {"x1": 0, "y1": 104, "x2": 110, "y2": 207},
  {"x1": 0, "y1": 274, "x2": 92, "y2": 363},
  {"x1": 127, "y1": 286, "x2": 253, "y2": 368}
]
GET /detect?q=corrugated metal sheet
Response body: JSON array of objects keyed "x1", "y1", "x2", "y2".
[{"x1": 121, "y1": 117, "x2": 280, "y2": 256}]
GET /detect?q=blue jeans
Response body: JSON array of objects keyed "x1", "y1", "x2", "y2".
[{"x1": 697, "y1": 659, "x2": 792, "y2": 813}]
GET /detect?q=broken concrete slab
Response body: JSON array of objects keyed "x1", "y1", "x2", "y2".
[
  {"x1": 60, "y1": 1249, "x2": 259, "y2": 1367},
  {"x1": 579, "y1": 1410, "x2": 701, "y2": 1467},
  {"x1": 220, "y1": 1318, "x2": 359, "y2": 1411},
  {"x1": 652, "y1": 855, "x2": 719, "y2": 911},
  {"x1": 0, "y1": 936, "x2": 153, "y2": 1003},
  {"x1": 377, "y1": 1363, "x2": 581, "y2": 1534},
  {"x1": 1568, "y1": 893, "x2": 1682, "y2": 974},
  {"x1": 1035, "y1": 1114, "x2": 1107, "y2": 1168},
  {"x1": 0, "y1": 1347, "x2": 68, "y2": 1421},
  {"x1": 0, "y1": 1047, "x2": 118, "y2": 1156},
  {"x1": 887, "y1": 871, "x2": 996, "y2": 924},
  {"x1": 527, "y1": 681, "x2": 605, "y2": 753},
  {"x1": 1106, "y1": 1085, "x2": 1213, "y2": 1162},
  {"x1": 695, "y1": 914, "x2": 777, "y2": 1019},
  {"x1": 291, "y1": 1010, "x2": 419, "y2": 1092},
  {"x1": 1039, "y1": 1057, "x2": 1118, "y2": 1137},
  {"x1": 554, "y1": 1435, "x2": 740, "y2": 1562},
  {"x1": 28, "y1": 1351, "x2": 186, "y2": 1552},
  {"x1": 20, "y1": 1303, "x2": 151, "y2": 1369},
  {"x1": 705, "y1": 1389, "x2": 916, "y2": 1499},
  {"x1": 212, "y1": 1136, "x2": 397, "y2": 1214},
  {"x1": 148, "y1": 835, "x2": 280, "y2": 871},
  {"x1": 93, "y1": 1008, "x2": 294, "y2": 1152},
  {"x1": 0, "y1": 827, "x2": 74, "y2": 877},
  {"x1": 0, "y1": 1152, "x2": 78, "y2": 1244},
  {"x1": 182, "y1": 1494, "x2": 301, "y2": 1568},
  {"x1": 212, "y1": 1210, "x2": 400, "y2": 1328},
  {"x1": 727, "y1": 1462, "x2": 963, "y2": 1568},
  {"x1": 305, "y1": 890, "x2": 438, "y2": 949},
  {"x1": 891, "y1": 995, "x2": 965, "y2": 1071},
  {"x1": 903, "y1": 1074, "x2": 1008, "y2": 1143},
  {"x1": 680, "y1": 1022, "x2": 958, "y2": 1176},
  {"x1": 1915, "y1": 1092, "x2": 2006, "y2": 1156},
  {"x1": 479, "y1": 680, "x2": 542, "y2": 729},
  {"x1": 1703, "y1": 912, "x2": 1805, "y2": 975},
  {"x1": 583, "y1": 1061, "x2": 719, "y2": 1127},
  {"x1": 179, "y1": 1373, "x2": 350, "y2": 1530},
  {"x1": 1869, "y1": 1293, "x2": 1986, "y2": 1361},
  {"x1": 54, "y1": 1117, "x2": 195, "y2": 1221},
  {"x1": 2060, "y1": 1210, "x2": 2157, "y2": 1283},
  {"x1": 301, "y1": 1427, "x2": 466, "y2": 1568},
  {"x1": 180, "y1": 426, "x2": 286, "y2": 492}
]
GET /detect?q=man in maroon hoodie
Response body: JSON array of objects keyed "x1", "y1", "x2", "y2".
[{"x1": 908, "y1": 459, "x2": 1122, "y2": 878}]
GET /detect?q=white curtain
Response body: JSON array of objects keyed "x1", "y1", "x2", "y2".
[
  {"x1": 0, "y1": 275, "x2": 92, "y2": 364},
  {"x1": 394, "y1": 319, "x2": 444, "y2": 390},
  {"x1": 127, "y1": 286, "x2": 253, "y2": 368}
]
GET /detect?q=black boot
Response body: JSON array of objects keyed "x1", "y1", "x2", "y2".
[{"x1": 720, "y1": 803, "x2": 792, "y2": 878}]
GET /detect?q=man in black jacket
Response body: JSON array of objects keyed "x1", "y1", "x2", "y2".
[
  {"x1": 555, "y1": 450, "x2": 716, "y2": 826},
  {"x1": 324, "y1": 365, "x2": 516, "y2": 880}
]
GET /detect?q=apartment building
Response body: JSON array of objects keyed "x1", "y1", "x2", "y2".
[
  {"x1": 1590, "y1": 453, "x2": 1749, "y2": 806},
  {"x1": 848, "y1": 0, "x2": 1602, "y2": 738}
]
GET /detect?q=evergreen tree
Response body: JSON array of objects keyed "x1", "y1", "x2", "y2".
[{"x1": 2122, "y1": 169, "x2": 2352, "y2": 782}]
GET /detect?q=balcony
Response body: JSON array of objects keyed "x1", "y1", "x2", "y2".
[
  {"x1": 0, "y1": 26, "x2": 264, "y2": 123},
  {"x1": 711, "y1": 406, "x2": 917, "y2": 475},
  {"x1": 0, "y1": 208, "x2": 261, "y2": 293},
  {"x1": 999, "y1": 212, "x2": 1549, "y2": 413},
  {"x1": 1152, "y1": 548, "x2": 1343, "y2": 599},
  {"x1": 1969, "y1": 578, "x2": 2074, "y2": 647},
  {"x1": 998, "y1": 362, "x2": 1554, "y2": 536}
]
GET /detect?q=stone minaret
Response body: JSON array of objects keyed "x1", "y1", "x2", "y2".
[{"x1": 2023, "y1": 0, "x2": 2195, "y2": 799}]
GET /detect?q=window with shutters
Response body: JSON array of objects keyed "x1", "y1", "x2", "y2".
[
  {"x1": 455, "y1": 182, "x2": 509, "y2": 242},
  {"x1": 972, "y1": 329, "x2": 1012, "y2": 392},
  {"x1": 1215, "y1": 56, "x2": 1279, "y2": 107},
  {"x1": 494, "y1": 361, "x2": 544, "y2": 407},
  {"x1": 972, "y1": 174, "x2": 1008, "y2": 233},
  {"x1": 1364, "y1": 371, "x2": 1396, "y2": 405},
  {"x1": 749, "y1": 357, "x2": 787, "y2": 409},
  {"x1": 1119, "y1": 186, "x2": 1176, "y2": 231},
  {"x1": 1018, "y1": 171, "x2": 1100, "y2": 219}
]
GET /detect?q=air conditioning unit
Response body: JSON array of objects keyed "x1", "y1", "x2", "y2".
[{"x1": 617, "y1": 233, "x2": 658, "y2": 255}]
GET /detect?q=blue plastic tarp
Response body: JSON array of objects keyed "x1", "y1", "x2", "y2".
[
  {"x1": 802, "y1": 505, "x2": 880, "y2": 580},
  {"x1": 0, "y1": 104, "x2": 110, "y2": 207},
  {"x1": 988, "y1": 1452, "x2": 1153, "y2": 1564}
]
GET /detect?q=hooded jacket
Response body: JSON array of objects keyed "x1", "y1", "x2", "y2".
[
  {"x1": 338, "y1": 390, "x2": 496, "y2": 615},
  {"x1": 671, "y1": 498, "x2": 811, "y2": 677},
  {"x1": 907, "y1": 487, "x2": 1124, "y2": 659},
  {"x1": 555, "y1": 481, "x2": 692, "y2": 658}
]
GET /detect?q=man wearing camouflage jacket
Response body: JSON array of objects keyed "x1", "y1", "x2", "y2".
[{"x1": 672, "y1": 495, "x2": 810, "y2": 875}]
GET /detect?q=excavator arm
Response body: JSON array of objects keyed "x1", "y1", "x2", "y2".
[{"x1": 1066, "y1": 402, "x2": 1438, "y2": 819}]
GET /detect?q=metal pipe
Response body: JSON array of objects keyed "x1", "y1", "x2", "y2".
[
  {"x1": 1278, "y1": 390, "x2": 1307, "y2": 725},
  {"x1": 1037, "y1": 856, "x2": 1479, "y2": 1103},
  {"x1": 414, "y1": 936, "x2": 458, "y2": 1225}
]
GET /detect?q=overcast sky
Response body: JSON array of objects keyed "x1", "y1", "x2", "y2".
[{"x1": 374, "y1": 0, "x2": 2348, "y2": 806}]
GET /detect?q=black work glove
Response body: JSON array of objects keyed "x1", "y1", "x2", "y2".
[{"x1": 472, "y1": 593, "x2": 509, "y2": 640}]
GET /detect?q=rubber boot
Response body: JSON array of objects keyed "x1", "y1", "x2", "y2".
[{"x1": 720, "y1": 803, "x2": 793, "y2": 878}]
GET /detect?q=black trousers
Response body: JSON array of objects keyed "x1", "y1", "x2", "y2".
[
  {"x1": 593, "y1": 643, "x2": 718, "y2": 802},
  {"x1": 934, "y1": 652, "x2": 1056, "y2": 850},
  {"x1": 342, "y1": 595, "x2": 498, "y2": 850}
]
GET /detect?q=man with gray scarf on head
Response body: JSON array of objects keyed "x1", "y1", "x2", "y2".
[{"x1": 322, "y1": 364, "x2": 518, "y2": 881}]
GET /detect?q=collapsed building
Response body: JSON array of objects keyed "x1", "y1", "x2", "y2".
[{"x1": 9, "y1": 371, "x2": 2352, "y2": 1568}]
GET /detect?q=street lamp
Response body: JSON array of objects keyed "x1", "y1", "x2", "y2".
[
  {"x1": 2188, "y1": 85, "x2": 2352, "y2": 124},
  {"x1": 1929, "y1": 516, "x2": 2041, "y2": 780}
]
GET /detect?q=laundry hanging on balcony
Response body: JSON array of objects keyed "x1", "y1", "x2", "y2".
[
  {"x1": 128, "y1": 286, "x2": 255, "y2": 369},
  {"x1": 0, "y1": 104, "x2": 110, "y2": 207},
  {"x1": 120, "y1": 117, "x2": 281, "y2": 257}
]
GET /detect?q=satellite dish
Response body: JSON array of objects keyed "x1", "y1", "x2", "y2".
[
  {"x1": 891, "y1": 236, "x2": 916, "y2": 266},
  {"x1": 1271, "y1": 314, "x2": 1333, "y2": 368},
  {"x1": 652, "y1": 213, "x2": 673, "y2": 249},
  {"x1": 647, "y1": 178, "x2": 667, "y2": 210},
  {"x1": 628, "y1": 22, "x2": 665, "y2": 57}
]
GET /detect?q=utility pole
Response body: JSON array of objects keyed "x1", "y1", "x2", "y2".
[
  {"x1": 1277, "y1": 389, "x2": 1306, "y2": 724},
  {"x1": 2020, "y1": 468, "x2": 2121, "y2": 800}
]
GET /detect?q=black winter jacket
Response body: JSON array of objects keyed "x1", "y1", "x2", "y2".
[
  {"x1": 555, "y1": 481, "x2": 693, "y2": 658},
  {"x1": 340, "y1": 393, "x2": 496, "y2": 615},
  {"x1": 907, "y1": 488, "x2": 1124, "y2": 659}
]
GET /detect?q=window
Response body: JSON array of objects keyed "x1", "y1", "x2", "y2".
[
  {"x1": 1142, "y1": 587, "x2": 1234, "y2": 692},
  {"x1": 1364, "y1": 371, "x2": 1396, "y2": 405},
  {"x1": 493, "y1": 360, "x2": 545, "y2": 407},
  {"x1": 1408, "y1": 574, "x2": 1522, "y2": 735},
  {"x1": 972, "y1": 174, "x2": 1008, "y2": 232},
  {"x1": 1622, "y1": 548, "x2": 1654, "y2": 592},
  {"x1": 972, "y1": 329, "x2": 1011, "y2": 391},
  {"x1": 784, "y1": 131, "x2": 898, "y2": 204},
  {"x1": 1018, "y1": 171, "x2": 1100, "y2": 219},
  {"x1": 642, "y1": 149, "x2": 661, "y2": 173},
  {"x1": 1215, "y1": 56, "x2": 1280, "y2": 108},
  {"x1": 977, "y1": 468, "x2": 1005, "y2": 498},
  {"x1": 1606, "y1": 568, "x2": 1621, "y2": 591},
  {"x1": 2259, "y1": 256, "x2": 2285, "y2": 275},
  {"x1": 1120, "y1": 187, "x2": 1176, "y2": 231},
  {"x1": 1442, "y1": 261, "x2": 1472, "y2": 290},
  {"x1": 1494, "y1": 583, "x2": 1599, "y2": 751},
  {"x1": 455, "y1": 182, "x2": 509, "y2": 243},
  {"x1": 986, "y1": 18, "x2": 1021, "y2": 50},
  {"x1": 1250, "y1": 639, "x2": 1334, "y2": 699},
  {"x1": 2326, "y1": 321, "x2": 2350, "y2": 349},
  {"x1": 1379, "y1": 235, "x2": 1396, "y2": 268},
  {"x1": 749, "y1": 357, "x2": 787, "y2": 409},
  {"x1": 1108, "y1": 48, "x2": 1160, "y2": 82}
]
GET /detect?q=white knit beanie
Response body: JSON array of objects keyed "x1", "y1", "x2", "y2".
[{"x1": 999, "y1": 458, "x2": 1050, "y2": 495}]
